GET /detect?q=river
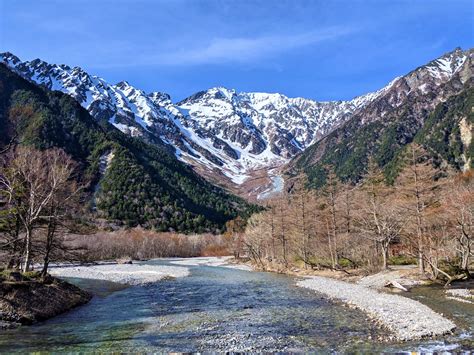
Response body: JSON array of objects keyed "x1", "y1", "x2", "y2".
[
  {"x1": 0, "y1": 259, "x2": 472, "y2": 352},
  {"x1": 258, "y1": 173, "x2": 284, "y2": 200}
]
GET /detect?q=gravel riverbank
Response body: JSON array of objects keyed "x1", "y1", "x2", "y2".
[
  {"x1": 446, "y1": 289, "x2": 474, "y2": 304},
  {"x1": 297, "y1": 276, "x2": 456, "y2": 341},
  {"x1": 49, "y1": 263, "x2": 190, "y2": 285},
  {"x1": 170, "y1": 256, "x2": 253, "y2": 270}
]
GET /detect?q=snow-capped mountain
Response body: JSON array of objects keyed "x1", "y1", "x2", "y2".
[
  {"x1": 0, "y1": 47, "x2": 470, "y2": 190},
  {"x1": 290, "y1": 47, "x2": 473, "y2": 186},
  {"x1": 342, "y1": 48, "x2": 472, "y2": 128}
]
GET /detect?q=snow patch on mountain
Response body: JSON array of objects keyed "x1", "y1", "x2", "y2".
[
  {"x1": 1, "y1": 48, "x2": 470, "y2": 187},
  {"x1": 425, "y1": 48, "x2": 467, "y2": 80}
]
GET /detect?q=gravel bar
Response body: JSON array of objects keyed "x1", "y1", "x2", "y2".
[
  {"x1": 297, "y1": 276, "x2": 456, "y2": 341},
  {"x1": 170, "y1": 256, "x2": 253, "y2": 271},
  {"x1": 49, "y1": 264, "x2": 190, "y2": 285}
]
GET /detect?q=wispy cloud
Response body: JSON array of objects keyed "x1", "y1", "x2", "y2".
[{"x1": 127, "y1": 26, "x2": 356, "y2": 67}]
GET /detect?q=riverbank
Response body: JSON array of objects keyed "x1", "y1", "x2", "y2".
[
  {"x1": 0, "y1": 273, "x2": 91, "y2": 328},
  {"x1": 169, "y1": 256, "x2": 253, "y2": 270},
  {"x1": 48, "y1": 257, "x2": 249, "y2": 285},
  {"x1": 49, "y1": 262, "x2": 190, "y2": 285},
  {"x1": 18, "y1": 257, "x2": 466, "y2": 343},
  {"x1": 237, "y1": 260, "x2": 465, "y2": 341},
  {"x1": 297, "y1": 276, "x2": 456, "y2": 341}
]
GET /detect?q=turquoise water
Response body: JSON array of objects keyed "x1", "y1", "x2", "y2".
[{"x1": 0, "y1": 259, "x2": 472, "y2": 352}]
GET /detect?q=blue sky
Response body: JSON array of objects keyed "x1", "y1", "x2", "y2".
[{"x1": 1, "y1": 0, "x2": 473, "y2": 102}]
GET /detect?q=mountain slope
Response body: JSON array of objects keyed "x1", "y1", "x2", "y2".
[
  {"x1": 0, "y1": 52, "x2": 393, "y2": 192},
  {"x1": 290, "y1": 48, "x2": 473, "y2": 187},
  {"x1": 414, "y1": 84, "x2": 473, "y2": 172},
  {"x1": 1, "y1": 47, "x2": 471, "y2": 196},
  {"x1": 0, "y1": 63, "x2": 253, "y2": 232}
]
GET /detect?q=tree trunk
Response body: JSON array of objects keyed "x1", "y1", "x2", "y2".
[
  {"x1": 280, "y1": 203, "x2": 288, "y2": 268},
  {"x1": 270, "y1": 213, "x2": 276, "y2": 262},
  {"x1": 330, "y1": 192, "x2": 339, "y2": 266},
  {"x1": 301, "y1": 194, "x2": 308, "y2": 269},
  {"x1": 460, "y1": 252, "x2": 471, "y2": 278},
  {"x1": 381, "y1": 242, "x2": 389, "y2": 270},
  {"x1": 41, "y1": 258, "x2": 50, "y2": 277},
  {"x1": 326, "y1": 218, "x2": 335, "y2": 269},
  {"x1": 42, "y1": 217, "x2": 56, "y2": 277},
  {"x1": 22, "y1": 226, "x2": 32, "y2": 273},
  {"x1": 418, "y1": 246, "x2": 424, "y2": 274}
]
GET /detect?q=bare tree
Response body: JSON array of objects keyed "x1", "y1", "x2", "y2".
[
  {"x1": 243, "y1": 212, "x2": 271, "y2": 269},
  {"x1": 443, "y1": 172, "x2": 473, "y2": 278},
  {"x1": 277, "y1": 195, "x2": 289, "y2": 268},
  {"x1": 321, "y1": 166, "x2": 340, "y2": 268},
  {"x1": 40, "y1": 174, "x2": 83, "y2": 277},
  {"x1": 355, "y1": 159, "x2": 402, "y2": 269},
  {"x1": 396, "y1": 144, "x2": 440, "y2": 273},
  {"x1": 0, "y1": 147, "x2": 78, "y2": 272},
  {"x1": 289, "y1": 173, "x2": 312, "y2": 268},
  {"x1": 224, "y1": 216, "x2": 247, "y2": 259}
]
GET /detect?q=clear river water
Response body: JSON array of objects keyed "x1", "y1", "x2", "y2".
[{"x1": 0, "y1": 259, "x2": 472, "y2": 353}]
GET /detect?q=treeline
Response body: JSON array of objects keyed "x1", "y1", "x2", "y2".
[{"x1": 240, "y1": 144, "x2": 472, "y2": 284}]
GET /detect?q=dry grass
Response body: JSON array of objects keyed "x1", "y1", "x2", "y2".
[{"x1": 68, "y1": 227, "x2": 230, "y2": 262}]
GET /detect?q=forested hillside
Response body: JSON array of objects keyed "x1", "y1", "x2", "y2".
[
  {"x1": 0, "y1": 64, "x2": 254, "y2": 233},
  {"x1": 290, "y1": 51, "x2": 473, "y2": 187},
  {"x1": 415, "y1": 85, "x2": 473, "y2": 171}
]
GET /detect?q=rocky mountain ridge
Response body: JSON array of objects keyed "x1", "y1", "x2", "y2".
[
  {"x1": 291, "y1": 47, "x2": 473, "y2": 187},
  {"x1": 1, "y1": 47, "x2": 470, "y2": 195},
  {"x1": 1, "y1": 52, "x2": 394, "y2": 186},
  {"x1": 0, "y1": 63, "x2": 252, "y2": 231}
]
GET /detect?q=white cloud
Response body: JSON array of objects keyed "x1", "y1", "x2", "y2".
[{"x1": 137, "y1": 26, "x2": 355, "y2": 66}]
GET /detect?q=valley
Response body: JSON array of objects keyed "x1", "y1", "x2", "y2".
[
  {"x1": 0, "y1": 2, "x2": 473, "y2": 352},
  {"x1": 3, "y1": 48, "x2": 470, "y2": 198}
]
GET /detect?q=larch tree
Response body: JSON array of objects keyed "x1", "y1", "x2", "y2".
[
  {"x1": 243, "y1": 212, "x2": 271, "y2": 269},
  {"x1": 224, "y1": 216, "x2": 247, "y2": 259},
  {"x1": 355, "y1": 159, "x2": 402, "y2": 269},
  {"x1": 288, "y1": 173, "x2": 312, "y2": 268},
  {"x1": 276, "y1": 195, "x2": 290, "y2": 268},
  {"x1": 443, "y1": 171, "x2": 473, "y2": 278},
  {"x1": 396, "y1": 144, "x2": 441, "y2": 274},
  {"x1": 321, "y1": 166, "x2": 341, "y2": 268}
]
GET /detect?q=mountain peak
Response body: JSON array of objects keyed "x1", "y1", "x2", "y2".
[
  {"x1": 439, "y1": 47, "x2": 469, "y2": 61},
  {"x1": 148, "y1": 91, "x2": 171, "y2": 104},
  {"x1": 448, "y1": 46, "x2": 463, "y2": 54},
  {"x1": 422, "y1": 47, "x2": 469, "y2": 80},
  {"x1": 209, "y1": 86, "x2": 236, "y2": 100},
  {"x1": 0, "y1": 52, "x2": 21, "y2": 65},
  {"x1": 1, "y1": 47, "x2": 470, "y2": 190},
  {"x1": 115, "y1": 80, "x2": 131, "y2": 88},
  {"x1": 71, "y1": 65, "x2": 85, "y2": 72},
  {"x1": 114, "y1": 80, "x2": 144, "y2": 97},
  {"x1": 29, "y1": 58, "x2": 50, "y2": 67}
]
